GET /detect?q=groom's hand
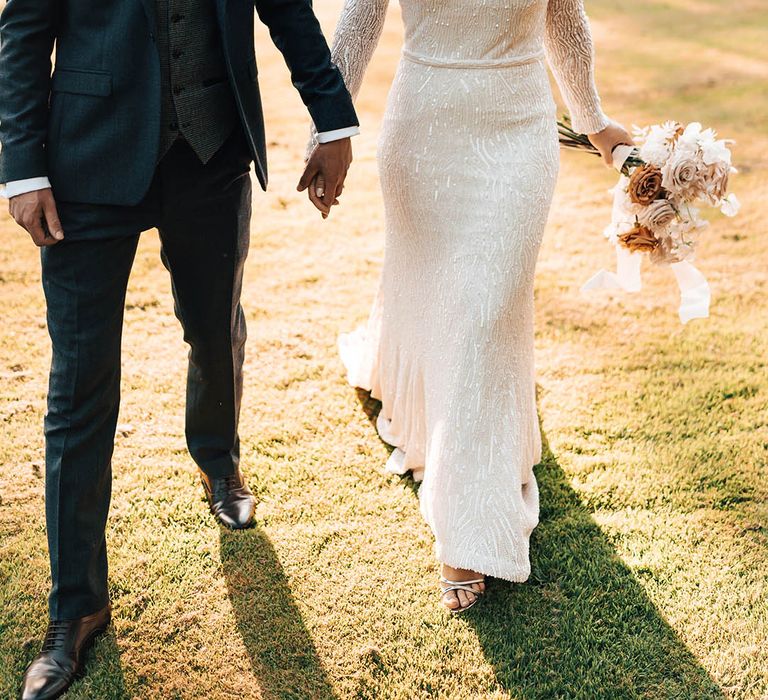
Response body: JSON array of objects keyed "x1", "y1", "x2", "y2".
[
  {"x1": 297, "y1": 138, "x2": 353, "y2": 219},
  {"x1": 9, "y1": 188, "x2": 64, "y2": 246}
]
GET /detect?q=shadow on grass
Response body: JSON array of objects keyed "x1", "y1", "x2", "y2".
[
  {"x1": 220, "y1": 528, "x2": 337, "y2": 700},
  {"x1": 353, "y1": 386, "x2": 724, "y2": 696},
  {"x1": 467, "y1": 429, "x2": 726, "y2": 700}
]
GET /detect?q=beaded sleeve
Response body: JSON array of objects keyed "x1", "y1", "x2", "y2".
[
  {"x1": 543, "y1": 0, "x2": 610, "y2": 134},
  {"x1": 308, "y1": 0, "x2": 389, "y2": 151}
]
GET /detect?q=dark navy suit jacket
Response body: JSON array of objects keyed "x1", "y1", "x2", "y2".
[{"x1": 0, "y1": 0, "x2": 359, "y2": 205}]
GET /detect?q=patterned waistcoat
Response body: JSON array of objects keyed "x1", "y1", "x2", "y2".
[{"x1": 155, "y1": 0, "x2": 239, "y2": 163}]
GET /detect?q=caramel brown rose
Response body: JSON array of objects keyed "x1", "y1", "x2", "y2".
[
  {"x1": 618, "y1": 224, "x2": 659, "y2": 253},
  {"x1": 638, "y1": 198, "x2": 677, "y2": 229},
  {"x1": 628, "y1": 164, "x2": 664, "y2": 205}
]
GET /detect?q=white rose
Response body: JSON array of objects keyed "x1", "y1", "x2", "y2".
[
  {"x1": 700, "y1": 138, "x2": 733, "y2": 166},
  {"x1": 696, "y1": 127, "x2": 717, "y2": 146},
  {"x1": 637, "y1": 122, "x2": 678, "y2": 166},
  {"x1": 640, "y1": 140, "x2": 672, "y2": 167}
]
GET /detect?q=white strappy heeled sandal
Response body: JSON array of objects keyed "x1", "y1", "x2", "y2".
[{"x1": 439, "y1": 576, "x2": 486, "y2": 614}]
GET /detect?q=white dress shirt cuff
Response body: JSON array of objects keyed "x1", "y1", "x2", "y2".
[
  {"x1": 315, "y1": 126, "x2": 360, "y2": 143},
  {"x1": 1, "y1": 177, "x2": 52, "y2": 199}
]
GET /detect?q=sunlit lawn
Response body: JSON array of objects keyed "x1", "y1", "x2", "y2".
[{"x1": 1, "y1": 0, "x2": 766, "y2": 698}]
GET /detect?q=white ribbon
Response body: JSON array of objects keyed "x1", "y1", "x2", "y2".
[
  {"x1": 670, "y1": 260, "x2": 711, "y2": 324},
  {"x1": 611, "y1": 144, "x2": 636, "y2": 173},
  {"x1": 580, "y1": 145, "x2": 711, "y2": 324},
  {"x1": 581, "y1": 245, "x2": 642, "y2": 293}
]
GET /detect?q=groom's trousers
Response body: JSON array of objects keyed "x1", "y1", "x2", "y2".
[{"x1": 41, "y1": 128, "x2": 253, "y2": 620}]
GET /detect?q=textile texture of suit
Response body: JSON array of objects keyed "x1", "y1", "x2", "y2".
[
  {"x1": 0, "y1": 0, "x2": 357, "y2": 619},
  {"x1": 0, "y1": 0, "x2": 358, "y2": 203}
]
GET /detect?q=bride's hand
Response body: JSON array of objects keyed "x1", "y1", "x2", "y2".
[
  {"x1": 298, "y1": 138, "x2": 352, "y2": 218},
  {"x1": 588, "y1": 121, "x2": 634, "y2": 167}
]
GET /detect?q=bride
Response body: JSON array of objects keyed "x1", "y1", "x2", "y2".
[{"x1": 313, "y1": 0, "x2": 632, "y2": 612}]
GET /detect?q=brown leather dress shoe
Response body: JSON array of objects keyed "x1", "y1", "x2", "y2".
[
  {"x1": 200, "y1": 468, "x2": 255, "y2": 529},
  {"x1": 20, "y1": 605, "x2": 111, "y2": 700}
]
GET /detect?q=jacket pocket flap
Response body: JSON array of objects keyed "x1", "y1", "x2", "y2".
[{"x1": 52, "y1": 69, "x2": 112, "y2": 97}]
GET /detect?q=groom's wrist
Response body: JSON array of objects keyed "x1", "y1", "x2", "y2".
[
  {"x1": 316, "y1": 126, "x2": 360, "y2": 143},
  {"x1": 1, "y1": 176, "x2": 52, "y2": 199}
]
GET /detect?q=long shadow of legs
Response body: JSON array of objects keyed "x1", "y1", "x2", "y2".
[
  {"x1": 468, "y1": 430, "x2": 725, "y2": 699},
  {"x1": 351, "y1": 388, "x2": 721, "y2": 696},
  {"x1": 219, "y1": 527, "x2": 337, "y2": 700}
]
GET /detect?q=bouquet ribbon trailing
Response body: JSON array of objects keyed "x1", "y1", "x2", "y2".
[{"x1": 580, "y1": 144, "x2": 711, "y2": 324}]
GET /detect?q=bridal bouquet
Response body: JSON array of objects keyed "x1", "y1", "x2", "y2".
[{"x1": 559, "y1": 118, "x2": 740, "y2": 323}]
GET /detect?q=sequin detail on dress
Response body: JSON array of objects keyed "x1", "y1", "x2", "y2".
[{"x1": 331, "y1": 0, "x2": 609, "y2": 581}]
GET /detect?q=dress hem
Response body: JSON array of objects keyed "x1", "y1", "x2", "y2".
[{"x1": 435, "y1": 544, "x2": 533, "y2": 583}]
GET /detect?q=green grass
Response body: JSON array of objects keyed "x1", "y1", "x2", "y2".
[{"x1": 1, "y1": 0, "x2": 766, "y2": 697}]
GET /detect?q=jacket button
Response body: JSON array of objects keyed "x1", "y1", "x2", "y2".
[{"x1": 173, "y1": 85, "x2": 184, "y2": 95}]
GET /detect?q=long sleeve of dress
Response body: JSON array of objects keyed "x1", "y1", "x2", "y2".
[
  {"x1": 543, "y1": 0, "x2": 610, "y2": 135},
  {"x1": 308, "y1": 0, "x2": 389, "y2": 151},
  {"x1": 328, "y1": 0, "x2": 389, "y2": 100}
]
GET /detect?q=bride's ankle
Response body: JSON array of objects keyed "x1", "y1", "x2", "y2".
[{"x1": 441, "y1": 563, "x2": 485, "y2": 583}]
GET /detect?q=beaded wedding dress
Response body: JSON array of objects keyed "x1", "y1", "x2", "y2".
[{"x1": 332, "y1": 0, "x2": 609, "y2": 581}]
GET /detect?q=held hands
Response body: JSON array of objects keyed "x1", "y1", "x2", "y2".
[
  {"x1": 9, "y1": 188, "x2": 64, "y2": 246},
  {"x1": 298, "y1": 138, "x2": 353, "y2": 219},
  {"x1": 588, "y1": 121, "x2": 634, "y2": 167}
]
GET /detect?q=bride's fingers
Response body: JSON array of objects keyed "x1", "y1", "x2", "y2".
[
  {"x1": 597, "y1": 141, "x2": 615, "y2": 166},
  {"x1": 600, "y1": 142, "x2": 618, "y2": 166},
  {"x1": 589, "y1": 122, "x2": 634, "y2": 166},
  {"x1": 307, "y1": 174, "x2": 340, "y2": 217},
  {"x1": 308, "y1": 177, "x2": 330, "y2": 216},
  {"x1": 314, "y1": 173, "x2": 326, "y2": 199}
]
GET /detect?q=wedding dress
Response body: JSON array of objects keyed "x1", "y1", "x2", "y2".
[{"x1": 332, "y1": 0, "x2": 609, "y2": 581}]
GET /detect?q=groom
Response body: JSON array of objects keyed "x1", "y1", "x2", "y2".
[{"x1": 0, "y1": 0, "x2": 358, "y2": 697}]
